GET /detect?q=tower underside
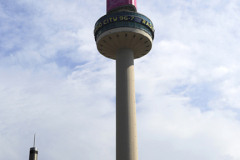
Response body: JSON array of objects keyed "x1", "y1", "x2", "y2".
[{"x1": 97, "y1": 28, "x2": 152, "y2": 59}]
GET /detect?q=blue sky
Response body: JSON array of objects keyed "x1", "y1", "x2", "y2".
[{"x1": 1, "y1": 0, "x2": 240, "y2": 160}]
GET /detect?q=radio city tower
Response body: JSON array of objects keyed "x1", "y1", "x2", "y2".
[{"x1": 94, "y1": 0, "x2": 154, "y2": 160}]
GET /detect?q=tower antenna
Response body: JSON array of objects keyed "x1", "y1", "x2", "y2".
[
  {"x1": 29, "y1": 134, "x2": 38, "y2": 160},
  {"x1": 33, "y1": 134, "x2": 36, "y2": 147}
]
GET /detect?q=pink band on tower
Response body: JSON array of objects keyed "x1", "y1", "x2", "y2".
[{"x1": 107, "y1": 0, "x2": 137, "y2": 13}]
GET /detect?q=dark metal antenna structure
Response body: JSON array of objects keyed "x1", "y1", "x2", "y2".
[{"x1": 29, "y1": 134, "x2": 38, "y2": 160}]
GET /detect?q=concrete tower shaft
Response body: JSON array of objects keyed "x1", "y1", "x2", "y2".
[
  {"x1": 94, "y1": 1, "x2": 154, "y2": 160},
  {"x1": 116, "y1": 48, "x2": 138, "y2": 160}
]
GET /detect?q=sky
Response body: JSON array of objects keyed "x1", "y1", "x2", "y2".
[{"x1": 0, "y1": 0, "x2": 240, "y2": 159}]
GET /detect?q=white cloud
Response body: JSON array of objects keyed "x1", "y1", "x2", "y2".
[{"x1": 1, "y1": 0, "x2": 240, "y2": 160}]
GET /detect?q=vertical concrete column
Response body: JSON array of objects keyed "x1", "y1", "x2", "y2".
[{"x1": 116, "y1": 48, "x2": 138, "y2": 160}]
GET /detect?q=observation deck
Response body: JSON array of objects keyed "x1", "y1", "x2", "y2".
[{"x1": 94, "y1": 11, "x2": 155, "y2": 59}]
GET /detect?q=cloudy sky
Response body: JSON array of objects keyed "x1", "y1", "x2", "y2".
[{"x1": 1, "y1": 0, "x2": 240, "y2": 159}]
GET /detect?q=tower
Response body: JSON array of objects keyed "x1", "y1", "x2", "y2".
[
  {"x1": 29, "y1": 134, "x2": 38, "y2": 160},
  {"x1": 94, "y1": 1, "x2": 154, "y2": 160}
]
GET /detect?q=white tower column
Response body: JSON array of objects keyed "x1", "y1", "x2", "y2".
[{"x1": 116, "y1": 48, "x2": 138, "y2": 160}]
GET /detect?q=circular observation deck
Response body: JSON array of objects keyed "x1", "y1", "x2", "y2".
[{"x1": 94, "y1": 11, "x2": 155, "y2": 59}]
